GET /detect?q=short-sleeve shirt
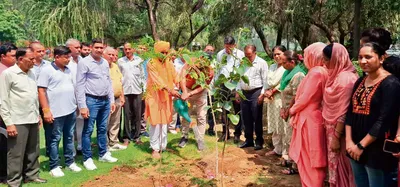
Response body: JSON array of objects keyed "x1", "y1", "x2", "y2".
[
  {"x1": 37, "y1": 62, "x2": 76, "y2": 118},
  {"x1": 109, "y1": 63, "x2": 123, "y2": 98},
  {"x1": 118, "y1": 56, "x2": 144, "y2": 95},
  {"x1": 32, "y1": 59, "x2": 50, "y2": 81}
]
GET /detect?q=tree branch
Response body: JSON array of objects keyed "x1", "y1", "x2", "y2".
[
  {"x1": 310, "y1": 18, "x2": 335, "y2": 43},
  {"x1": 181, "y1": 23, "x2": 208, "y2": 47},
  {"x1": 253, "y1": 24, "x2": 272, "y2": 56},
  {"x1": 132, "y1": 2, "x2": 147, "y2": 10},
  {"x1": 191, "y1": 0, "x2": 204, "y2": 14}
]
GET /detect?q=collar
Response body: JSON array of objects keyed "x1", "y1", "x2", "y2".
[
  {"x1": 69, "y1": 56, "x2": 82, "y2": 64},
  {"x1": 10, "y1": 64, "x2": 28, "y2": 74},
  {"x1": 251, "y1": 56, "x2": 260, "y2": 64},
  {"x1": 88, "y1": 54, "x2": 104, "y2": 64},
  {"x1": 34, "y1": 59, "x2": 48, "y2": 67},
  {"x1": 51, "y1": 62, "x2": 68, "y2": 71},
  {"x1": 124, "y1": 55, "x2": 139, "y2": 62}
]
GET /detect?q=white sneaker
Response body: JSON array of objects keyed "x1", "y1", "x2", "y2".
[
  {"x1": 49, "y1": 166, "x2": 65, "y2": 178},
  {"x1": 83, "y1": 158, "x2": 97, "y2": 170},
  {"x1": 109, "y1": 144, "x2": 127, "y2": 152},
  {"x1": 169, "y1": 129, "x2": 177, "y2": 134},
  {"x1": 67, "y1": 162, "x2": 82, "y2": 172},
  {"x1": 99, "y1": 152, "x2": 118, "y2": 163}
]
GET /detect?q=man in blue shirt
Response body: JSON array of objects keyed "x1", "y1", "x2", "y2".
[
  {"x1": 37, "y1": 46, "x2": 82, "y2": 177},
  {"x1": 76, "y1": 39, "x2": 117, "y2": 170}
]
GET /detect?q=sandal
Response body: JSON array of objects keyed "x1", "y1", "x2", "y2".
[
  {"x1": 275, "y1": 159, "x2": 290, "y2": 167},
  {"x1": 265, "y1": 150, "x2": 281, "y2": 157},
  {"x1": 281, "y1": 168, "x2": 298, "y2": 175}
]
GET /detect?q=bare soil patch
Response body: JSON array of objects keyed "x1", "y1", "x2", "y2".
[{"x1": 82, "y1": 146, "x2": 301, "y2": 187}]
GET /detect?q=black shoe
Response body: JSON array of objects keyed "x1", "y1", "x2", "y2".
[
  {"x1": 239, "y1": 142, "x2": 254, "y2": 148},
  {"x1": 207, "y1": 129, "x2": 216, "y2": 136},
  {"x1": 140, "y1": 132, "x2": 150, "y2": 137},
  {"x1": 233, "y1": 136, "x2": 240, "y2": 144},
  {"x1": 24, "y1": 178, "x2": 47, "y2": 184},
  {"x1": 218, "y1": 134, "x2": 230, "y2": 142},
  {"x1": 178, "y1": 137, "x2": 188, "y2": 148},
  {"x1": 254, "y1": 144, "x2": 263, "y2": 150}
]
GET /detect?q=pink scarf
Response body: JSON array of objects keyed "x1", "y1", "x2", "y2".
[
  {"x1": 322, "y1": 43, "x2": 358, "y2": 124},
  {"x1": 290, "y1": 42, "x2": 327, "y2": 123}
]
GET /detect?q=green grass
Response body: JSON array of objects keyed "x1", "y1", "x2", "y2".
[{"x1": 1, "y1": 127, "x2": 230, "y2": 187}]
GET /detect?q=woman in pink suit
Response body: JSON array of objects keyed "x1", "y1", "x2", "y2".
[
  {"x1": 322, "y1": 43, "x2": 357, "y2": 187},
  {"x1": 289, "y1": 42, "x2": 328, "y2": 186}
]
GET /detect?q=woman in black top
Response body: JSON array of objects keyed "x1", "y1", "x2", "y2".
[{"x1": 345, "y1": 42, "x2": 400, "y2": 187}]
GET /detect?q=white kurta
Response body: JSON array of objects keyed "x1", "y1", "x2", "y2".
[{"x1": 265, "y1": 63, "x2": 286, "y2": 134}]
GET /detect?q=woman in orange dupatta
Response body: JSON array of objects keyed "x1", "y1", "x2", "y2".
[
  {"x1": 288, "y1": 42, "x2": 328, "y2": 186},
  {"x1": 322, "y1": 43, "x2": 357, "y2": 187},
  {"x1": 145, "y1": 41, "x2": 181, "y2": 158}
]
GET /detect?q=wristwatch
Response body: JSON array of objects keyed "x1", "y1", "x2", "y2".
[{"x1": 356, "y1": 142, "x2": 365, "y2": 150}]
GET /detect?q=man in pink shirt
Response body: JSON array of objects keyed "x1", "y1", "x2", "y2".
[{"x1": 0, "y1": 43, "x2": 17, "y2": 184}]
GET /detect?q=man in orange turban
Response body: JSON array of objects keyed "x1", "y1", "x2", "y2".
[{"x1": 144, "y1": 41, "x2": 181, "y2": 158}]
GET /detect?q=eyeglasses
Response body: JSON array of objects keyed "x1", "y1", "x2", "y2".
[{"x1": 161, "y1": 51, "x2": 168, "y2": 55}]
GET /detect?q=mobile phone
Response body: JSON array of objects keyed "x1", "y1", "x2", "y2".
[{"x1": 383, "y1": 139, "x2": 400, "y2": 154}]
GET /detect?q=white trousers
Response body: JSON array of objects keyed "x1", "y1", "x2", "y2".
[{"x1": 149, "y1": 124, "x2": 168, "y2": 151}]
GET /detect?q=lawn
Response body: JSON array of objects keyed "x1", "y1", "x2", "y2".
[{"x1": 1, "y1": 127, "x2": 227, "y2": 187}]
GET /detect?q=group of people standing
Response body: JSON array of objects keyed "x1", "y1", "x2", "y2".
[
  {"x1": 264, "y1": 28, "x2": 400, "y2": 187},
  {"x1": 1, "y1": 27, "x2": 400, "y2": 187}
]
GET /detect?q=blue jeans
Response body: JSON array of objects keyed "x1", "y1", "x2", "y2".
[
  {"x1": 350, "y1": 159, "x2": 392, "y2": 187},
  {"x1": 49, "y1": 112, "x2": 76, "y2": 170},
  {"x1": 82, "y1": 96, "x2": 110, "y2": 161}
]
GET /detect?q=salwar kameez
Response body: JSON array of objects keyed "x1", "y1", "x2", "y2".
[
  {"x1": 289, "y1": 66, "x2": 328, "y2": 187},
  {"x1": 266, "y1": 63, "x2": 286, "y2": 154}
]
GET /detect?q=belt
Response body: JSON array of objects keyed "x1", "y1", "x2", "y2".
[
  {"x1": 86, "y1": 94, "x2": 108, "y2": 100},
  {"x1": 242, "y1": 87, "x2": 262, "y2": 94}
]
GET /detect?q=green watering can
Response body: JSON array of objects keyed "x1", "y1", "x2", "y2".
[{"x1": 173, "y1": 94, "x2": 191, "y2": 123}]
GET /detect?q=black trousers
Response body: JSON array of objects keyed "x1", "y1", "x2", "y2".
[
  {"x1": 122, "y1": 94, "x2": 142, "y2": 141},
  {"x1": 220, "y1": 86, "x2": 243, "y2": 137},
  {"x1": 241, "y1": 88, "x2": 263, "y2": 145},
  {"x1": 39, "y1": 108, "x2": 51, "y2": 156},
  {"x1": 0, "y1": 118, "x2": 6, "y2": 181}
]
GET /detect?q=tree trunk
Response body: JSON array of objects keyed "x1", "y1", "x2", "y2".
[
  {"x1": 276, "y1": 23, "x2": 284, "y2": 46},
  {"x1": 352, "y1": 0, "x2": 362, "y2": 58},
  {"x1": 181, "y1": 23, "x2": 208, "y2": 47},
  {"x1": 144, "y1": 0, "x2": 160, "y2": 41},
  {"x1": 254, "y1": 24, "x2": 272, "y2": 56},
  {"x1": 173, "y1": 29, "x2": 183, "y2": 49},
  {"x1": 286, "y1": 22, "x2": 290, "y2": 50}
]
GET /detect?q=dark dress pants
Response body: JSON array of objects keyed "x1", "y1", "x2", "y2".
[
  {"x1": 122, "y1": 94, "x2": 142, "y2": 141},
  {"x1": 7, "y1": 123, "x2": 40, "y2": 187},
  {"x1": 241, "y1": 88, "x2": 263, "y2": 146}
]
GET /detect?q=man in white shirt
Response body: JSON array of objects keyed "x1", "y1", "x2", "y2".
[
  {"x1": 0, "y1": 48, "x2": 47, "y2": 186},
  {"x1": 29, "y1": 42, "x2": 53, "y2": 157},
  {"x1": 118, "y1": 42, "x2": 145, "y2": 145},
  {"x1": 236, "y1": 45, "x2": 268, "y2": 150},
  {"x1": 216, "y1": 36, "x2": 245, "y2": 143},
  {"x1": 66, "y1": 38, "x2": 84, "y2": 156},
  {"x1": 37, "y1": 46, "x2": 82, "y2": 177}
]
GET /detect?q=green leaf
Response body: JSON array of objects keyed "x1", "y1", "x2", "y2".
[
  {"x1": 235, "y1": 65, "x2": 246, "y2": 76},
  {"x1": 227, "y1": 114, "x2": 240, "y2": 125},
  {"x1": 215, "y1": 108, "x2": 223, "y2": 113},
  {"x1": 182, "y1": 54, "x2": 191, "y2": 65},
  {"x1": 223, "y1": 101, "x2": 232, "y2": 111},
  {"x1": 236, "y1": 90, "x2": 247, "y2": 100},
  {"x1": 241, "y1": 75, "x2": 249, "y2": 84},
  {"x1": 224, "y1": 81, "x2": 237, "y2": 91}
]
